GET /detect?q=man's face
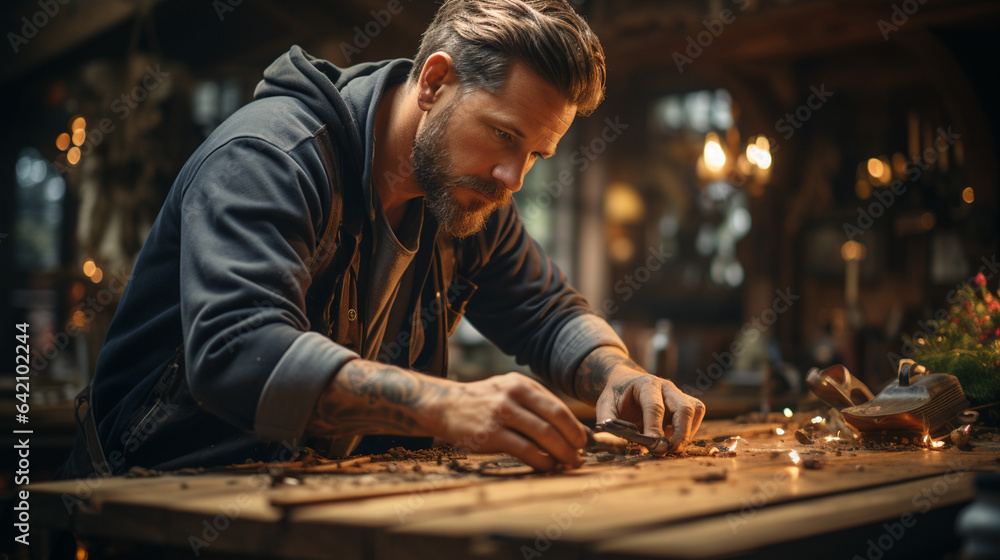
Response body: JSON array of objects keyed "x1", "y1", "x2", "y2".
[{"x1": 412, "y1": 62, "x2": 576, "y2": 238}]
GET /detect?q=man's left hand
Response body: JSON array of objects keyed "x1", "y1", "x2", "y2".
[{"x1": 577, "y1": 346, "x2": 705, "y2": 453}]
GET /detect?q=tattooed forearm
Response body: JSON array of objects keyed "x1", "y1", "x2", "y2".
[
  {"x1": 306, "y1": 359, "x2": 451, "y2": 438},
  {"x1": 574, "y1": 346, "x2": 642, "y2": 404}
]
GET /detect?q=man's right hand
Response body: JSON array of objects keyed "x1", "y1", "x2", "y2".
[
  {"x1": 430, "y1": 372, "x2": 587, "y2": 471},
  {"x1": 307, "y1": 360, "x2": 588, "y2": 471}
]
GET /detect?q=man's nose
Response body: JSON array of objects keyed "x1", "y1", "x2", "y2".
[{"x1": 491, "y1": 157, "x2": 531, "y2": 193}]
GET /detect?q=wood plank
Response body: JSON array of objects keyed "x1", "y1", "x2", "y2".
[
  {"x1": 28, "y1": 474, "x2": 245, "y2": 532},
  {"x1": 592, "y1": 473, "x2": 976, "y2": 559},
  {"x1": 377, "y1": 451, "x2": 998, "y2": 560},
  {"x1": 25, "y1": 419, "x2": 1000, "y2": 560},
  {"x1": 71, "y1": 474, "x2": 280, "y2": 546}
]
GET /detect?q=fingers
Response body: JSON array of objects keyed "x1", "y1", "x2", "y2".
[
  {"x1": 602, "y1": 375, "x2": 706, "y2": 453},
  {"x1": 477, "y1": 374, "x2": 586, "y2": 470},
  {"x1": 637, "y1": 383, "x2": 667, "y2": 439},
  {"x1": 490, "y1": 429, "x2": 559, "y2": 472},
  {"x1": 500, "y1": 400, "x2": 584, "y2": 469},
  {"x1": 508, "y1": 376, "x2": 588, "y2": 450},
  {"x1": 594, "y1": 396, "x2": 617, "y2": 433},
  {"x1": 691, "y1": 398, "x2": 706, "y2": 439},
  {"x1": 663, "y1": 384, "x2": 704, "y2": 450}
]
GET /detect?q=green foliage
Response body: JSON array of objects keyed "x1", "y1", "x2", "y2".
[{"x1": 901, "y1": 273, "x2": 1000, "y2": 407}]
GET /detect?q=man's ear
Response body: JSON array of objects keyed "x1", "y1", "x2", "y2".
[{"x1": 417, "y1": 51, "x2": 457, "y2": 112}]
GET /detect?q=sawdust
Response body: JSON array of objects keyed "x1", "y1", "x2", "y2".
[
  {"x1": 975, "y1": 428, "x2": 1000, "y2": 442},
  {"x1": 368, "y1": 445, "x2": 465, "y2": 463}
]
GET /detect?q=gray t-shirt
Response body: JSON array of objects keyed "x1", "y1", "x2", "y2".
[{"x1": 362, "y1": 196, "x2": 423, "y2": 362}]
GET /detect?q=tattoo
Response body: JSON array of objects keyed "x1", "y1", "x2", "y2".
[
  {"x1": 306, "y1": 360, "x2": 450, "y2": 438},
  {"x1": 575, "y1": 347, "x2": 642, "y2": 404},
  {"x1": 612, "y1": 377, "x2": 636, "y2": 402}
]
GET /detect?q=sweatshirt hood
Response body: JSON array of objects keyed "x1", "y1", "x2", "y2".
[{"x1": 253, "y1": 46, "x2": 412, "y2": 218}]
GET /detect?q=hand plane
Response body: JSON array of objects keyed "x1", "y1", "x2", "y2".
[{"x1": 838, "y1": 360, "x2": 969, "y2": 438}]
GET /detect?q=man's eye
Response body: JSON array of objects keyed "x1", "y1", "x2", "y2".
[{"x1": 495, "y1": 128, "x2": 512, "y2": 143}]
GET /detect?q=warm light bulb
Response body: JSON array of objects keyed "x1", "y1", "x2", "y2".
[
  {"x1": 841, "y1": 240, "x2": 866, "y2": 262},
  {"x1": 756, "y1": 150, "x2": 772, "y2": 170},
  {"x1": 704, "y1": 133, "x2": 726, "y2": 172},
  {"x1": 867, "y1": 158, "x2": 884, "y2": 178},
  {"x1": 747, "y1": 136, "x2": 772, "y2": 169},
  {"x1": 920, "y1": 212, "x2": 935, "y2": 230},
  {"x1": 962, "y1": 187, "x2": 974, "y2": 204}
]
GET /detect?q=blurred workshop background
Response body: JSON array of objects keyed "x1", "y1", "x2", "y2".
[{"x1": 1, "y1": 0, "x2": 999, "y2": 473}]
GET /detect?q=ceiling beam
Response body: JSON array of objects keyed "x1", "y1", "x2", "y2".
[{"x1": 1, "y1": 0, "x2": 166, "y2": 85}]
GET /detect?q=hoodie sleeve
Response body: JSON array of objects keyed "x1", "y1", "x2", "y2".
[
  {"x1": 461, "y1": 204, "x2": 627, "y2": 398},
  {"x1": 179, "y1": 136, "x2": 358, "y2": 445}
]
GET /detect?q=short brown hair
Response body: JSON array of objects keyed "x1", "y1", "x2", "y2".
[{"x1": 409, "y1": 0, "x2": 606, "y2": 116}]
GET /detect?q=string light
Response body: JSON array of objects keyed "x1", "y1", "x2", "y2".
[{"x1": 704, "y1": 132, "x2": 726, "y2": 172}]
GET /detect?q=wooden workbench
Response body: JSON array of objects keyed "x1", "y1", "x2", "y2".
[{"x1": 26, "y1": 419, "x2": 1000, "y2": 559}]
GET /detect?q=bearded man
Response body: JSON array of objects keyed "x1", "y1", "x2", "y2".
[{"x1": 61, "y1": 0, "x2": 705, "y2": 477}]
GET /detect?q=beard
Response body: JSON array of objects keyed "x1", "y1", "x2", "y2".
[{"x1": 412, "y1": 99, "x2": 512, "y2": 238}]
